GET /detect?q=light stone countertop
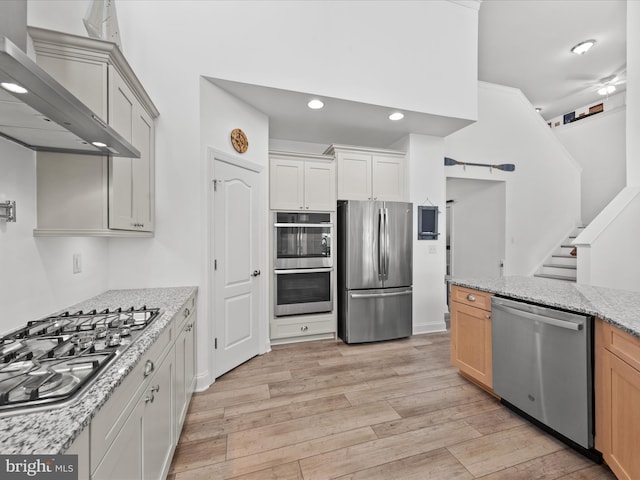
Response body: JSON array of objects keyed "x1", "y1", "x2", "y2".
[
  {"x1": 451, "y1": 276, "x2": 640, "y2": 338},
  {"x1": 0, "y1": 286, "x2": 197, "y2": 454}
]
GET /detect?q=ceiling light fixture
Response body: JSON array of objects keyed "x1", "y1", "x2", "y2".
[
  {"x1": 389, "y1": 112, "x2": 404, "y2": 121},
  {"x1": 307, "y1": 99, "x2": 324, "y2": 110},
  {"x1": 570, "y1": 39, "x2": 596, "y2": 55},
  {"x1": 91, "y1": 141, "x2": 108, "y2": 148},
  {"x1": 535, "y1": 107, "x2": 542, "y2": 113},
  {"x1": 597, "y1": 85, "x2": 616, "y2": 96},
  {"x1": 1, "y1": 82, "x2": 28, "y2": 94}
]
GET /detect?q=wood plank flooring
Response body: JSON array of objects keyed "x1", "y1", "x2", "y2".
[{"x1": 168, "y1": 333, "x2": 616, "y2": 479}]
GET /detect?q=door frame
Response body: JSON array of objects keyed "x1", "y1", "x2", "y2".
[{"x1": 204, "y1": 147, "x2": 268, "y2": 387}]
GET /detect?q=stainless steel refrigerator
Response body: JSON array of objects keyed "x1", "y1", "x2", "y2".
[{"x1": 337, "y1": 200, "x2": 413, "y2": 343}]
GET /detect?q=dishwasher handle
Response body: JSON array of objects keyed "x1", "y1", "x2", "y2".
[{"x1": 494, "y1": 303, "x2": 583, "y2": 331}]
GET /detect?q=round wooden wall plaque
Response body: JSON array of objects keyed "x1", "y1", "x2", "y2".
[{"x1": 231, "y1": 128, "x2": 248, "y2": 153}]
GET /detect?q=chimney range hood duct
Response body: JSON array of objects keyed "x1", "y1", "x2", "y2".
[{"x1": 0, "y1": 35, "x2": 139, "y2": 158}]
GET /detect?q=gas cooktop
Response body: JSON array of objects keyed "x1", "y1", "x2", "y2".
[{"x1": 0, "y1": 306, "x2": 160, "y2": 415}]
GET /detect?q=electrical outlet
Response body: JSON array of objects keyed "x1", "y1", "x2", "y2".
[
  {"x1": 73, "y1": 253, "x2": 82, "y2": 274},
  {"x1": 428, "y1": 245, "x2": 438, "y2": 254}
]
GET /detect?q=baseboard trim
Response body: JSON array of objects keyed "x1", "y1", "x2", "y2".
[{"x1": 413, "y1": 321, "x2": 447, "y2": 335}]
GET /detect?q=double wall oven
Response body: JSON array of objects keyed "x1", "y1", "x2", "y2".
[{"x1": 273, "y1": 212, "x2": 333, "y2": 316}]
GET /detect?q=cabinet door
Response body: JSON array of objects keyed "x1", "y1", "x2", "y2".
[
  {"x1": 132, "y1": 107, "x2": 154, "y2": 231},
  {"x1": 142, "y1": 350, "x2": 175, "y2": 480},
  {"x1": 450, "y1": 301, "x2": 492, "y2": 388},
  {"x1": 109, "y1": 67, "x2": 154, "y2": 231},
  {"x1": 372, "y1": 154, "x2": 405, "y2": 201},
  {"x1": 92, "y1": 400, "x2": 143, "y2": 480},
  {"x1": 270, "y1": 158, "x2": 304, "y2": 210},
  {"x1": 337, "y1": 152, "x2": 372, "y2": 200},
  {"x1": 597, "y1": 348, "x2": 640, "y2": 480},
  {"x1": 109, "y1": 67, "x2": 136, "y2": 230},
  {"x1": 175, "y1": 316, "x2": 196, "y2": 431},
  {"x1": 304, "y1": 160, "x2": 336, "y2": 211}
]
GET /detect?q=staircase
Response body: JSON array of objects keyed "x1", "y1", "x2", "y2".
[{"x1": 534, "y1": 226, "x2": 585, "y2": 282}]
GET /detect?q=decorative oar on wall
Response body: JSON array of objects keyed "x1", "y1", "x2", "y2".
[{"x1": 444, "y1": 157, "x2": 516, "y2": 172}]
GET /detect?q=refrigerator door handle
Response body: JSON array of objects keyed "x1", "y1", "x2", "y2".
[
  {"x1": 350, "y1": 290, "x2": 412, "y2": 299},
  {"x1": 384, "y1": 207, "x2": 390, "y2": 279},
  {"x1": 377, "y1": 208, "x2": 384, "y2": 279}
]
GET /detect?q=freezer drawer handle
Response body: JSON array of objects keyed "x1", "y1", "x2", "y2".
[
  {"x1": 350, "y1": 291, "x2": 411, "y2": 299},
  {"x1": 495, "y1": 304, "x2": 583, "y2": 331}
]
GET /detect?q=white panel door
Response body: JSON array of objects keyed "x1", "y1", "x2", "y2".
[{"x1": 213, "y1": 160, "x2": 261, "y2": 377}]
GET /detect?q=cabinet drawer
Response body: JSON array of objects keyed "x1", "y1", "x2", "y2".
[
  {"x1": 90, "y1": 323, "x2": 173, "y2": 470},
  {"x1": 271, "y1": 317, "x2": 334, "y2": 339},
  {"x1": 175, "y1": 293, "x2": 197, "y2": 333},
  {"x1": 598, "y1": 319, "x2": 640, "y2": 372},
  {"x1": 451, "y1": 285, "x2": 492, "y2": 311}
]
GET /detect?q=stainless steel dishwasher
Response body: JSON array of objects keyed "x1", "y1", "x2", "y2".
[{"x1": 492, "y1": 296, "x2": 595, "y2": 452}]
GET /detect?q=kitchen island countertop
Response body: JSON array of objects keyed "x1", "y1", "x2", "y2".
[
  {"x1": 0, "y1": 286, "x2": 197, "y2": 455},
  {"x1": 451, "y1": 276, "x2": 640, "y2": 338}
]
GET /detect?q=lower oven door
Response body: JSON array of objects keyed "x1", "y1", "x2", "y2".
[{"x1": 274, "y1": 268, "x2": 333, "y2": 317}]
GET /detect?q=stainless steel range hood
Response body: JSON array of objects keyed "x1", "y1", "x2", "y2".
[{"x1": 0, "y1": 35, "x2": 139, "y2": 157}]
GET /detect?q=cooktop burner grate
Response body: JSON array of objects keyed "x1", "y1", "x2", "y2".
[{"x1": 0, "y1": 306, "x2": 160, "y2": 414}]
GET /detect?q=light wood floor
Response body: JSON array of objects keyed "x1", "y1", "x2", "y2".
[{"x1": 168, "y1": 333, "x2": 616, "y2": 479}]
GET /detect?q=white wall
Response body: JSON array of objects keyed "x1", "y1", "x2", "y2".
[
  {"x1": 199, "y1": 78, "x2": 270, "y2": 388},
  {"x1": 0, "y1": 138, "x2": 109, "y2": 333},
  {"x1": 390, "y1": 134, "x2": 448, "y2": 333},
  {"x1": 445, "y1": 82, "x2": 582, "y2": 277},
  {"x1": 574, "y1": 1, "x2": 640, "y2": 291},
  {"x1": 22, "y1": 1, "x2": 479, "y2": 383},
  {"x1": 628, "y1": 0, "x2": 640, "y2": 185},
  {"x1": 554, "y1": 106, "x2": 626, "y2": 224},
  {"x1": 448, "y1": 179, "x2": 506, "y2": 278}
]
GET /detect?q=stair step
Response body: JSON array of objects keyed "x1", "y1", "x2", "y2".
[
  {"x1": 543, "y1": 263, "x2": 576, "y2": 270},
  {"x1": 534, "y1": 273, "x2": 576, "y2": 282},
  {"x1": 551, "y1": 254, "x2": 577, "y2": 266}
]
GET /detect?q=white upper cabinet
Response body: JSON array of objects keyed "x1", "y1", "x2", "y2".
[
  {"x1": 29, "y1": 27, "x2": 159, "y2": 236},
  {"x1": 108, "y1": 67, "x2": 155, "y2": 231},
  {"x1": 326, "y1": 145, "x2": 407, "y2": 202},
  {"x1": 270, "y1": 151, "x2": 336, "y2": 211}
]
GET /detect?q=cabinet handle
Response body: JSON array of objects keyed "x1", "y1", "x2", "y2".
[
  {"x1": 145, "y1": 393, "x2": 154, "y2": 404},
  {"x1": 305, "y1": 206, "x2": 309, "y2": 209},
  {"x1": 184, "y1": 307, "x2": 190, "y2": 318},
  {"x1": 301, "y1": 325, "x2": 309, "y2": 332},
  {"x1": 184, "y1": 323, "x2": 193, "y2": 332},
  {"x1": 466, "y1": 294, "x2": 476, "y2": 302},
  {"x1": 143, "y1": 360, "x2": 155, "y2": 377},
  {"x1": 151, "y1": 385, "x2": 160, "y2": 394},
  {"x1": 486, "y1": 314, "x2": 491, "y2": 319}
]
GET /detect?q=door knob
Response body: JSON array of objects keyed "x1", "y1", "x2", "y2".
[{"x1": 252, "y1": 270, "x2": 261, "y2": 277}]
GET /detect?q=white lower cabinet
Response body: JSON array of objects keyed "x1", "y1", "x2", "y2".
[
  {"x1": 174, "y1": 305, "x2": 197, "y2": 434},
  {"x1": 89, "y1": 293, "x2": 196, "y2": 479}
]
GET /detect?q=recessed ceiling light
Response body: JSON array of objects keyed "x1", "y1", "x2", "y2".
[
  {"x1": 307, "y1": 99, "x2": 324, "y2": 110},
  {"x1": 92, "y1": 141, "x2": 108, "y2": 148},
  {"x1": 1, "y1": 82, "x2": 28, "y2": 94},
  {"x1": 598, "y1": 85, "x2": 616, "y2": 96},
  {"x1": 389, "y1": 112, "x2": 404, "y2": 121},
  {"x1": 535, "y1": 107, "x2": 542, "y2": 113},
  {"x1": 571, "y1": 39, "x2": 596, "y2": 55}
]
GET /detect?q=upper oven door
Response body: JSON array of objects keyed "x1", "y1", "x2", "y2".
[{"x1": 274, "y1": 212, "x2": 332, "y2": 269}]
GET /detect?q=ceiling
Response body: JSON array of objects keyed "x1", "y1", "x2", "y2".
[
  {"x1": 211, "y1": 0, "x2": 627, "y2": 148},
  {"x1": 479, "y1": 0, "x2": 627, "y2": 121}
]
